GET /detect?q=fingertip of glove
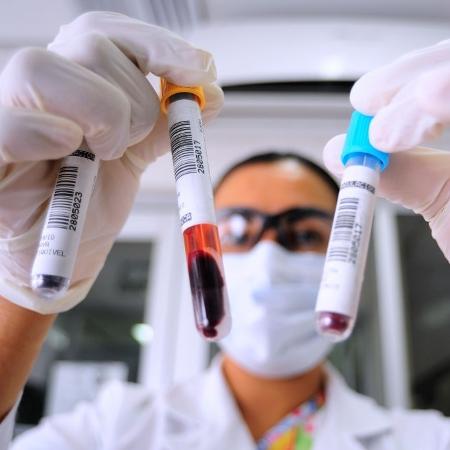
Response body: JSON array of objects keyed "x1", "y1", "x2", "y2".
[
  {"x1": 163, "y1": 47, "x2": 218, "y2": 86},
  {"x1": 0, "y1": 108, "x2": 85, "y2": 163},
  {"x1": 350, "y1": 70, "x2": 396, "y2": 116},
  {"x1": 323, "y1": 134, "x2": 346, "y2": 177},
  {"x1": 84, "y1": 135, "x2": 129, "y2": 161},
  {"x1": 193, "y1": 49, "x2": 217, "y2": 81},
  {"x1": 415, "y1": 67, "x2": 450, "y2": 123},
  {"x1": 349, "y1": 76, "x2": 375, "y2": 114},
  {"x1": 369, "y1": 110, "x2": 423, "y2": 153},
  {"x1": 203, "y1": 52, "x2": 218, "y2": 81},
  {"x1": 367, "y1": 116, "x2": 390, "y2": 151},
  {"x1": 202, "y1": 84, "x2": 224, "y2": 120}
]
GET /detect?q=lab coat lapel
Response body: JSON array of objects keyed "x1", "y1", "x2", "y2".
[
  {"x1": 313, "y1": 364, "x2": 393, "y2": 450},
  {"x1": 198, "y1": 357, "x2": 256, "y2": 450},
  {"x1": 161, "y1": 357, "x2": 255, "y2": 450}
]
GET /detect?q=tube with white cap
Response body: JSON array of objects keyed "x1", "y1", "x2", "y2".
[{"x1": 315, "y1": 111, "x2": 390, "y2": 342}]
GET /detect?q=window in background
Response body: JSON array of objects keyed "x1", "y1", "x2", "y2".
[
  {"x1": 15, "y1": 241, "x2": 152, "y2": 431},
  {"x1": 398, "y1": 215, "x2": 450, "y2": 416}
]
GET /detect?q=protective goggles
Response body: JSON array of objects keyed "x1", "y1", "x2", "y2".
[{"x1": 217, "y1": 207, "x2": 333, "y2": 252}]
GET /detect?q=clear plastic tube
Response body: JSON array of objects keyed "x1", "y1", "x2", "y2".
[
  {"x1": 31, "y1": 144, "x2": 99, "y2": 299},
  {"x1": 164, "y1": 87, "x2": 231, "y2": 341},
  {"x1": 315, "y1": 153, "x2": 381, "y2": 341}
]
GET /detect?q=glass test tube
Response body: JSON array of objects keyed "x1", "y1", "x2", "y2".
[
  {"x1": 161, "y1": 80, "x2": 231, "y2": 341},
  {"x1": 31, "y1": 143, "x2": 99, "y2": 299},
  {"x1": 315, "y1": 112, "x2": 389, "y2": 342}
]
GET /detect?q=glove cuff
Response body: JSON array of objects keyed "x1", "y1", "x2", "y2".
[{"x1": 0, "y1": 277, "x2": 94, "y2": 314}]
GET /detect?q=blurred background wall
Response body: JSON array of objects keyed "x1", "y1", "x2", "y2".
[{"x1": 1, "y1": 0, "x2": 449, "y2": 433}]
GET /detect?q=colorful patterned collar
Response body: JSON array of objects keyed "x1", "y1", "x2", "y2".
[{"x1": 256, "y1": 387, "x2": 326, "y2": 450}]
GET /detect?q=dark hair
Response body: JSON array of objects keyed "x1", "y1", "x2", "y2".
[{"x1": 214, "y1": 151, "x2": 339, "y2": 197}]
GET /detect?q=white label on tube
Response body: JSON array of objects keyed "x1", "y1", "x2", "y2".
[
  {"x1": 31, "y1": 150, "x2": 99, "y2": 279},
  {"x1": 316, "y1": 165, "x2": 379, "y2": 316},
  {"x1": 167, "y1": 99, "x2": 216, "y2": 232}
]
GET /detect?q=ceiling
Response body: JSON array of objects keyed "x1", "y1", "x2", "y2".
[
  {"x1": 204, "y1": 0, "x2": 450, "y2": 22},
  {"x1": 1, "y1": 0, "x2": 449, "y2": 46},
  {"x1": 1, "y1": 1, "x2": 448, "y2": 78}
]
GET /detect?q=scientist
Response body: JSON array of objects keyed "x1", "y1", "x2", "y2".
[{"x1": 0, "y1": 11, "x2": 449, "y2": 450}]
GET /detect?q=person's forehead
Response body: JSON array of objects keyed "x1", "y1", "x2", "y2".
[{"x1": 214, "y1": 161, "x2": 336, "y2": 213}]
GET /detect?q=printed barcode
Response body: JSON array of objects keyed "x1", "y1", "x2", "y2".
[
  {"x1": 47, "y1": 166, "x2": 78, "y2": 229},
  {"x1": 169, "y1": 120, "x2": 197, "y2": 181},
  {"x1": 327, "y1": 197, "x2": 359, "y2": 262}
]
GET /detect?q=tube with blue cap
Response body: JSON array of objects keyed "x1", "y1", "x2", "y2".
[{"x1": 315, "y1": 111, "x2": 390, "y2": 342}]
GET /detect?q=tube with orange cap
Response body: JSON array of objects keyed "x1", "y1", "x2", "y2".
[{"x1": 161, "y1": 80, "x2": 231, "y2": 340}]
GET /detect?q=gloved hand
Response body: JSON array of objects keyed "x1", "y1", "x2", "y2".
[
  {"x1": 0, "y1": 11, "x2": 223, "y2": 314},
  {"x1": 323, "y1": 39, "x2": 450, "y2": 261}
]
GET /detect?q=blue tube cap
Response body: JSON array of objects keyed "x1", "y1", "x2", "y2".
[{"x1": 341, "y1": 111, "x2": 390, "y2": 171}]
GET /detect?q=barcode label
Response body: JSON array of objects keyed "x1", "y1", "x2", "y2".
[
  {"x1": 327, "y1": 197, "x2": 359, "y2": 262},
  {"x1": 169, "y1": 120, "x2": 197, "y2": 181},
  {"x1": 168, "y1": 99, "x2": 215, "y2": 231},
  {"x1": 316, "y1": 165, "x2": 379, "y2": 316},
  {"x1": 32, "y1": 150, "x2": 99, "y2": 280},
  {"x1": 47, "y1": 166, "x2": 79, "y2": 230}
]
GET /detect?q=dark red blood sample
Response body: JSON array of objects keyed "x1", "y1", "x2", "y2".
[
  {"x1": 316, "y1": 311, "x2": 352, "y2": 342},
  {"x1": 184, "y1": 224, "x2": 227, "y2": 339},
  {"x1": 188, "y1": 250, "x2": 225, "y2": 338}
]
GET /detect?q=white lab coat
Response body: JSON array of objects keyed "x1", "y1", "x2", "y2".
[{"x1": 3, "y1": 358, "x2": 450, "y2": 450}]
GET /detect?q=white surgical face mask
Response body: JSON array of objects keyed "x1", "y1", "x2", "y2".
[{"x1": 219, "y1": 241, "x2": 333, "y2": 378}]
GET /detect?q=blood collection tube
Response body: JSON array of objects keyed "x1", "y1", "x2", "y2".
[
  {"x1": 161, "y1": 80, "x2": 231, "y2": 340},
  {"x1": 315, "y1": 111, "x2": 390, "y2": 341},
  {"x1": 31, "y1": 142, "x2": 99, "y2": 299}
]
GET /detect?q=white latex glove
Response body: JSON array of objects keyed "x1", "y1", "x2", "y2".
[
  {"x1": 0, "y1": 11, "x2": 223, "y2": 314},
  {"x1": 323, "y1": 39, "x2": 450, "y2": 261}
]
